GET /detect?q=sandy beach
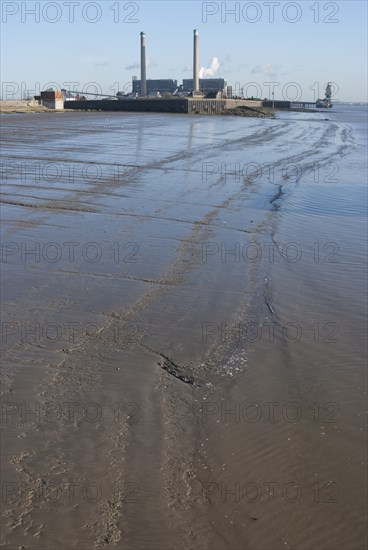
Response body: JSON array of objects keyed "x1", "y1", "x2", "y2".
[{"x1": 1, "y1": 107, "x2": 367, "y2": 549}]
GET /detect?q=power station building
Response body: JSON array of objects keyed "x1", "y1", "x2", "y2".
[
  {"x1": 132, "y1": 29, "x2": 226, "y2": 98},
  {"x1": 132, "y1": 79, "x2": 178, "y2": 95},
  {"x1": 182, "y1": 78, "x2": 226, "y2": 94},
  {"x1": 64, "y1": 29, "x2": 266, "y2": 111},
  {"x1": 131, "y1": 78, "x2": 226, "y2": 96}
]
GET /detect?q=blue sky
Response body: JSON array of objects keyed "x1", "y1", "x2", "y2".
[{"x1": 1, "y1": 0, "x2": 367, "y2": 101}]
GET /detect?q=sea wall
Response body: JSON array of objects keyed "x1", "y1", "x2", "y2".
[{"x1": 64, "y1": 98, "x2": 263, "y2": 114}]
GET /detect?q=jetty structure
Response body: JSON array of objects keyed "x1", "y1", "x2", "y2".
[{"x1": 316, "y1": 83, "x2": 333, "y2": 108}]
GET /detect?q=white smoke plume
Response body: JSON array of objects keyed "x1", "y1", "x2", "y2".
[{"x1": 199, "y1": 57, "x2": 220, "y2": 78}]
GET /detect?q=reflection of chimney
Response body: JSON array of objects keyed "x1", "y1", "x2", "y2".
[
  {"x1": 140, "y1": 32, "x2": 147, "y2": 97},
  {"x1": 193, "y1": 29, "x2": 199, "y2": 93}
]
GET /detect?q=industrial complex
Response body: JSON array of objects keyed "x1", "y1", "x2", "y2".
[
  {"x1": 29, "y1": 29, "x2": 326, "y2": 114},
  {"x1": 32, "y1": 30, "x2": 266, "y2": 114},
  {"x1": 127, "y1": 30, "x2": 229, "y2": 98}
]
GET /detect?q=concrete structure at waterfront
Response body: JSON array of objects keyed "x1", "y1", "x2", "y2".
[
  {"x1": 64, "y1": 98, "x2": 263, "y2": 114},
  {"x1": 36, "y1": 91, "x2": 65, "y2": 110}
]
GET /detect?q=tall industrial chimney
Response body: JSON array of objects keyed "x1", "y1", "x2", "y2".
[
  {"x1": 140, "y1": 31, "x2": 147, "y2": 97},
  {"x1": 193, "y1": 29, "x2": 199, "y2": 93}
]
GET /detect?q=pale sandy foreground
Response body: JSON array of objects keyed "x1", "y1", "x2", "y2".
[{"x1": 1, "y1": 108, "x2": 367, "y2": 549}]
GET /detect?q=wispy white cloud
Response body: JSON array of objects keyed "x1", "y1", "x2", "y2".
[
  {"x1": 125, "y1": 62, "x2": 140, "y2": 70},
  {"x1": 280, "y1": 64, "x2": 302, "y2": 76},
  {"x1": 251, "y1": 64, "x2": 282, "y2": 78},
  {"x1": 81, "y1": 55, "x2": 112, "y2": 68}
]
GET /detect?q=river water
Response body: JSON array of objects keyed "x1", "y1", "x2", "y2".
[{"x1": 1, "y1": 105, "x2": 366, "y2": 549}]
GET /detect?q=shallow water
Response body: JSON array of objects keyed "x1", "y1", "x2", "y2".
[
  {"x1": 194, "y1": 105, "x2": 367, "y2": 550},
  {"x1": 1, "y1": 106, "x2": 366, "y2": 549}
]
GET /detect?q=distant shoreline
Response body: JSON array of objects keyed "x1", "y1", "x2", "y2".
[{"x1": 0, "y1": 101, "x2": 67, "y2": 114}]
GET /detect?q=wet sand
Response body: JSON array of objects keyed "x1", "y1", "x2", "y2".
[{"x1": 1, "y1": 108, "x2": 367, "y2": 549}]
